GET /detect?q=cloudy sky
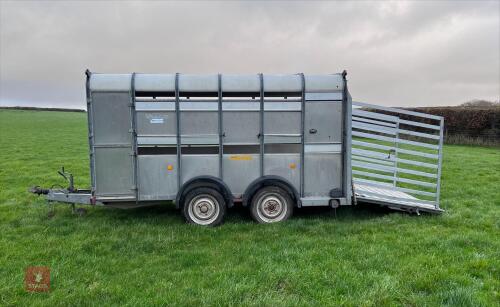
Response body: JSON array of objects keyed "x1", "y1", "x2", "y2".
[{"x1": 0, "y1": 0, "x2": 498, "y2": 109}]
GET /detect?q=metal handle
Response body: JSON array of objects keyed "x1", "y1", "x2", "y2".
[
  {"x1": 388, "y1": 148, "x2": 395, "y2": 158},
  {"x1": 309, "y1": 128, "x2": 317, "y2": 134}
]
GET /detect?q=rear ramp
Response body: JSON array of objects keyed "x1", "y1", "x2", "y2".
[{"x1": 351, "y1": 102, "x2": 444, "y2": 213}]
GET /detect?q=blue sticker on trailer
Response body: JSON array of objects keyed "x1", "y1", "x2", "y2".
[{"x1": 150, "y1": 118, "x2": 164, "y2": 124}]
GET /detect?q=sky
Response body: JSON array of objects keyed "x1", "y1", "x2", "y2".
[{"x1": 0, "y1": 0, "x2": 499, "y2": 109}]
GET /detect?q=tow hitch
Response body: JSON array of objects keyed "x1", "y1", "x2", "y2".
[{"x1": 30, "y1": 167, "x2": 98, "y2": 207}]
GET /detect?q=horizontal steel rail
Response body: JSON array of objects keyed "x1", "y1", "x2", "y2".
[
  {"x1": 353, "y1": 118, "x2": 441, "y2": 142},
  {"x1": 352, "y1": 155, "x2": 394, "y2": 166},
  {"x1": 352, "y1": 116, "x2": 397, "y2": 128},
  {"x1": 352, "y1": 148, "x2": 438, "y2": 169},
  {"x1": 397, "y1": 118, "x2": 441, "y2": 130},
  {"x1": 137, "y1": 134, "x2": 177, "y2": 137},
  {"x1": 352, "y1": 170, "x2": 437, "y2": 188},
  {"x1": 352, "y1": 109, "x2": 399, "y2": 122},
  {"x1": 264, "y1": 133, "x2": 302, "y2": 137},
  {"x1": 352, "y1": 122, "x2": 397, "y2": 135},
  {"x1": 353, "y1": 101, "x2": 443, "y2": 120},
  {"x1": 397, "y1": 128, "x2": 440, "y2": 140},
  {"x1": 352, "y1": 148, "x2": 392, "y2": 159},
  {"x1": 396, "y1": 147, "x2": 439, "y2": 160},
  {"x1": 352, "y1": 140, "x2": 439, "y2": 159},
  {"x1": 352, "y1": 131, "x2": 440, "y2": 150},
  {"x1": 352, "y1": 160, "x2": 438, "y2": 178},
  {"x1": 351, "y1": 149, "x2": 436, "y2": 169},
  {"x1": 395, "y1": 157, "x2": 438, "y2": 169},
  {"x1": 354, "y1": 178, "x2": 393, "y2": 187},
  {"x1": 136, "y1": 99, "x2": 175, "y2": 102}
]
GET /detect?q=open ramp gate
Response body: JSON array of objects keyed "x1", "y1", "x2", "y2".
[{"x1": 351, "y1": 102, "x2": 444, "y2": 213}]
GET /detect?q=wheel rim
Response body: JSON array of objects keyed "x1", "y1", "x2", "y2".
[
  {"x1": 256, "y1": 192, "x2": 288, "y2": 223},
  {"x1": 188, "y1": 194, "x2": 220, "y2": 225}
]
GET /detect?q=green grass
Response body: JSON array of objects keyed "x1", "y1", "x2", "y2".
[{"x1": 0, "y1": 110, "x2": 499, "y2": 306}]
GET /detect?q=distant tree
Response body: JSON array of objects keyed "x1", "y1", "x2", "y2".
[{"x1": 460, "y1": 100, "x2": 500, "y2": 108}]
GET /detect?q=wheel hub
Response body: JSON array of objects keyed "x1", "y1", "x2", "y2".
[
  {"x1": 188, "y1": 195, "x2": 220, "y2": 225},
  {"x1": 198, "y1": 202, "x2": 210, "y2": 214},
  {"x1": 264, "y1": 200, "x2": 278, "y2": 213},
  {"x1": 259, "y1": 196, "x2": 284, "y2": 219}
]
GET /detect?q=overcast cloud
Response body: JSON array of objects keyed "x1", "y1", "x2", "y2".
[{"x1": 0, "y1": 0, "x2": 498, "y2": 109}]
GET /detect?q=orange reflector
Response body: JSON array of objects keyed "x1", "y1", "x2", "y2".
[
  {"x1": 289, "y1": 163, "x2": 296, "y2": 169},
  {"x1": 167, "y1": 164, "x2": 173, "y2": 171}
]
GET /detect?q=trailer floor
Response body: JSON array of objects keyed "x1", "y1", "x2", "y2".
[{"x1": 353, "y1": 183, "x2": 443, "y2": 213}]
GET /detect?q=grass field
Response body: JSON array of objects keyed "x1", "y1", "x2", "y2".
[{"x1": 0, "y1": 109, "x2": 499, "y2": 306}]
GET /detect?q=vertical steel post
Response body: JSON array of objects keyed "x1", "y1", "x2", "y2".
[
  {"x1": 341, "y1": 71, "x2": 352, "y2": 203},
  {"x1": 345, "y1": 90, "x2": 353, "y2": 205},
  {"x1": 175, "y1": 73, "x2": 181, "y2": 189},
  {"x1": 85, "y1": 70, "x2": 96, "y2": 194},
  {"x1": 259, "y1": 73, "x2": 264, "y2": 177},
  {"x1": 218, "y1": 73, "x2": 223, "y2": 179},
  {"x1": 341, "y1": 71, "x2": 347, "y2": 197},
  {"x1": 393, "y1": 120, "x2": 400, "y2": 187},
  {"x1": 435, "y1": 117, "x2": 445, "y2": 209},
  {"x1": 299, "y1": 73, "x2": 306, "y2": 198},
  {"x1": 130, "y1": 72, "x2": 139, "y2": 203}
]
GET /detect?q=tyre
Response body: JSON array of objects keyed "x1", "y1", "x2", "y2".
[
  {"x1": 250, "y1": 186, "x2": 293, "y2": 223},
  {"x1": 182, "y1": 187, "x2": 226, "y2": 226}
]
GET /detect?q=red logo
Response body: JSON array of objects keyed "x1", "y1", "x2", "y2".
[{"x1": 25, "y1": 266, "x2": 50, "y2": 292}]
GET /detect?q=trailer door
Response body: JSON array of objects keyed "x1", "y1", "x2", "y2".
[
  {"x1": 303, "y1": 96, "x2": 344, "y2": 197},
  {"x1": 89, "y1": 74, "x2": 136, "y2": 200}
]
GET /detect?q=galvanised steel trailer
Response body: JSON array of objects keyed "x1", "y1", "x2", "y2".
[{"x1": 31, "y1": 70, "x2": 444, "y2": 226}]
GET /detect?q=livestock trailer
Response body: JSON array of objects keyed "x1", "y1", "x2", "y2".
[{"x1": 31, "y1": 71, "x2": 445, "y2": 226}]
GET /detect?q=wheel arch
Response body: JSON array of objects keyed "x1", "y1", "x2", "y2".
[
  {"x1": 242, "y1": 175, "x2": 301, "y2": 208},
  {"x1": 175, "y1": 176, "x2": 233, "y2": 209}
]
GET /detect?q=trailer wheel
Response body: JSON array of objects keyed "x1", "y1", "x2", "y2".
[
  {"x1": 250, "y1": 186, "x2": 293, "y2": 223},
  {"x1": 183, "y1": 187, "x2": 226, "y2": 226}
]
